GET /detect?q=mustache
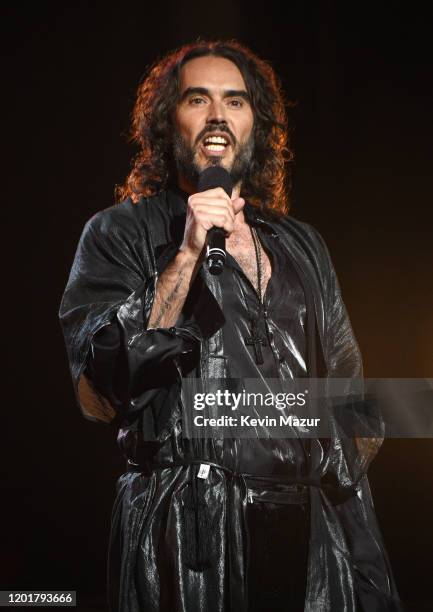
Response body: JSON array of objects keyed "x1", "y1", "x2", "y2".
[{"x1": 194, "y1": 124, "x2": 237, "y2": 147}]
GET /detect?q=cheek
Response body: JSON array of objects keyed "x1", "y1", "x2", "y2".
[
  {"x1": 239, "y1": 118, "x2": 254, "y2": 142},
  {"x1": 175, "y1": 118, "x2": 188, "y2": 138},
  {"x1": 180, "y1": 118, "x2": 201, "y2": 142},
  {"x1": 239, "y1": 109, "x2": 254, "y2": 134},
  {"x1": 174, "y1": 110, "x2": 193, "y2": 137}
]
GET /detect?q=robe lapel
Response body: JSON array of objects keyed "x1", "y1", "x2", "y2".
[{"x1": 266, "y1": 218, "x2": 328, "y2": 378}]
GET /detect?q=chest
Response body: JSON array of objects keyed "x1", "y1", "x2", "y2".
[{"x1": 226, "y1": 228, "x2": 272, "y2": 299}]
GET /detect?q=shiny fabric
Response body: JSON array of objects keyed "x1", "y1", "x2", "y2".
[
  {"x1": 59, "y1": 189, "x2": 403, "y2": 611},
  {"x1": 246, "y1": 498, "x2": 310, "y2": 611},
  {"x1": 87, "y1": 212, "x2": 311, "y2": 479},
  {"x1": 218, "y1": 216, "x2": 307, "y2": 381}
]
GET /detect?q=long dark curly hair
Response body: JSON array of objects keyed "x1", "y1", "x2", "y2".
[{"x1": 115, "y1": 40, "x2": 294, "y2": 215}]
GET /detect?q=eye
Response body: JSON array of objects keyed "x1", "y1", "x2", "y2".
[
  {"x1": 228, "y1": 99, "x2": 244, "y2": 108},
  {"x1": 189, "y1": 97, "x2": 206, "y2": 105}
]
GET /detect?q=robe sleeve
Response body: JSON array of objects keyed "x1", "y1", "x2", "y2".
[
  {"x1": 58, "y1": 203, "x2": 200, "y2": 425},
  {"x1": 315, "y1": 238, "x2": 401, "y2": 608},
  {"x1": 308, "y1": 225, "x2": 384, "y2": 477}
]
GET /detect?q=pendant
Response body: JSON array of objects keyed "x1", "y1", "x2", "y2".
[{"x1": 244, "y1": 319, "x2": 267, "y2": 365}]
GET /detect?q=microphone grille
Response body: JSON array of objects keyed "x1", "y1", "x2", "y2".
[{"x1": 197, "y1": 166, "x2": 233, "y2": 198}]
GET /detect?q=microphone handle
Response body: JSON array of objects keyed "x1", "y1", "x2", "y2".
[{"x1": 206, "y1": 227, "x2": 226, "y2": 276}]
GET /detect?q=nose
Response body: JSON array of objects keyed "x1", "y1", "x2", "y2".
[{"x1": 205, "y1": 99, "x2": 227, "y2": 125}]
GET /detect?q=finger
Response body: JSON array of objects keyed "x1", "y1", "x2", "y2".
[
  {"x1": 193, "y1": 187, "x2": 232, "y2": 200},
  {"x1": 232, "y1": 197, "x2": 245, "y2": 214},
  {"x1": 189, "y1": 194, "x2": 233, "y2": 210},
  {"x1": 189, "y1": 188, "x2": 232, "y2": 207},
  {"x1": 195, "y1": 208, "x2": 234, "y2": 227},
  {"x1": 195, "y1": 211, "x2": 234, "y2": 233},
  {"x1": 191, "y1": 202, "x2": 235, "y2": 223}
]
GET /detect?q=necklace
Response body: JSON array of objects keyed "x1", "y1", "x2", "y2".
[
  {"x1": 243, "y1": 226, "x2": 267, "y2": 365},
  {"x1": 250, "y1": 226, "x2": 262, "y2": 300}
]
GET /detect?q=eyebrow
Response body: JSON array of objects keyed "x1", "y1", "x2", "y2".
[{"x1": 179, "y1": 87, "x2": 250, "y2": 103}]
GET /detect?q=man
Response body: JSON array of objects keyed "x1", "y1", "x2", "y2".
[{"x1": 59, "y1": 41, "x2": 402, "y2": 611}]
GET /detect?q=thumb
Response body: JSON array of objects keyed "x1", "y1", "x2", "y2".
[{"x1": 232, "y1": 197, "x2": 245, "y2": 214}]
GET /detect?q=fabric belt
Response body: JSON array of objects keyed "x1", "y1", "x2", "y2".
[
  {"x1": 126, "y1": 458, "x2": 309, "y2": 496},
  {"x1": 126, "y1": 457, "x2": 310, "y2": 572}
]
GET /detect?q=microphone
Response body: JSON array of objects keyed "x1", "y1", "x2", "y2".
[{"x1": 197, "y1": 166, "x2": 233, "y2": 275}]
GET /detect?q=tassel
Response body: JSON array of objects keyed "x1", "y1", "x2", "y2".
[{"x1": 183, "y1": 467, "x2": 212, "y2": 571}]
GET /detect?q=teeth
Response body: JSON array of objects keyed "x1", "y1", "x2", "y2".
[
  {"x1": 205, "y1": 144, "x2": 226, "y2": 151},
  {"x1": 204, "y1": 136, "x2": 228, "y2": 145}
]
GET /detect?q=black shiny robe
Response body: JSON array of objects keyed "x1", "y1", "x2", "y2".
[{"x1": 59, "y1": 189, "x2": 403, "y2": 611}]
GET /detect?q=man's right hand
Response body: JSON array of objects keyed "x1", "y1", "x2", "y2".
[
  {"x1": 180, "y1": 187, "x2": 245, "y2": 260},
  {"x1": 147, "y1": 188, "x2": 244, "y2": 329}
]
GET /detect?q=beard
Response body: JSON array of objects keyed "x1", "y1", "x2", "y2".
[{"x1": 172, "y1": 130, "x2": 255, "y2": 189}]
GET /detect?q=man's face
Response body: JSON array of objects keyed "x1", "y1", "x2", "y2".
[{"x1": 173, "y1": 55, "x2": 255, "y2": 189}]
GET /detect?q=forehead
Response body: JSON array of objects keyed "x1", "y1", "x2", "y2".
[{"x1": 178, "y1": 56, "x2": 248, "y2": 92}]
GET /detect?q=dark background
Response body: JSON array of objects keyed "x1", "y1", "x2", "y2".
[{"x1": 4, "y1": 1, "x2": 433, "y2": 610}]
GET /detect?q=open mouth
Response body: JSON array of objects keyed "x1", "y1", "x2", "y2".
[{"x1": 202, "y1": 134, "x2": 231, "y2": 153}]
